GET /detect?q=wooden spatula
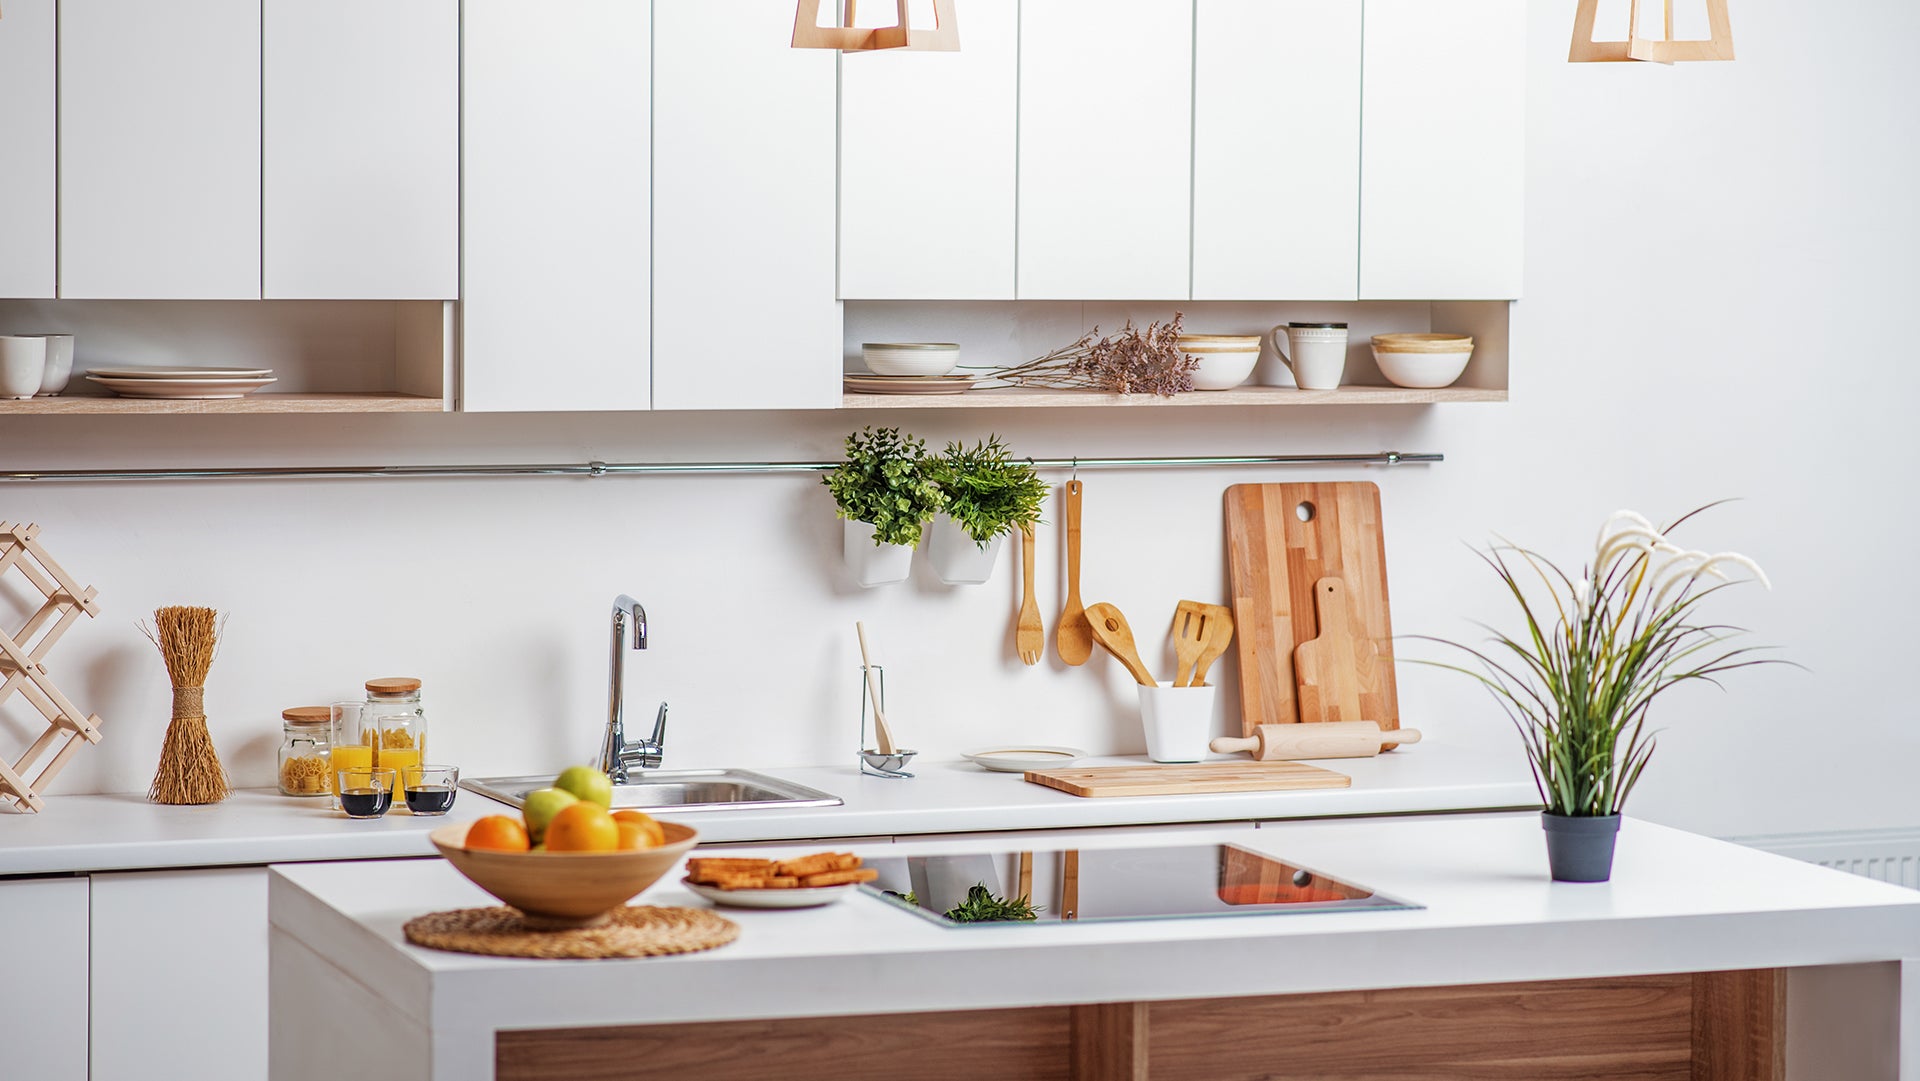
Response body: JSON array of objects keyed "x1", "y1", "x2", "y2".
[
  {"x1": 1015, "y1": 525, "x2": 1043, "y2": 665},
  {"x1": 1170, "y1": 600, "x2": 1232, "y2": 687},
  {"x1": 1055, "y1": 480, "x2": 1092, "y2": 666},
  {"x1": 1292, "y1": 577, "x2": 1377, "y2": 724},
  {"x1": 1189, "y1": 603, "x2": 1235, "y2": 687},
  {"x1": 1085, "y1": 602, "x2": 1157, "y2": 686},
  {"x1": 854, "y1": 621, "x2": 899, "y2": 754}
]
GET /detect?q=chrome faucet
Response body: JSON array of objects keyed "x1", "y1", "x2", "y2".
[{"x1": 598, "y1": 594, "x2": 666, "y2": 783}]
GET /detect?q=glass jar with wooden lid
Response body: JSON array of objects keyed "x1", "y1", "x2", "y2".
[
  {"x1": 364, "y1": 677, "x2": 426, "y2": 795},
  {"x1": 277, "y1": 706, "x2": 334, "y2": 796}
]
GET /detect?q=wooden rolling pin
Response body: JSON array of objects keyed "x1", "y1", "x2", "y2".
[{"x1": 1210, "y1": 721, "x2": 1420, "y2": 761}]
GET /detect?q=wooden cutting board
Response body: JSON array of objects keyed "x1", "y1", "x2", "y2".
[
  {"x1": 1023, "y1": 762, "x2": 1350, "y2": 798},
  {"x1": 1224, "y1": 482, "x2": 1400, "y2": 738}
]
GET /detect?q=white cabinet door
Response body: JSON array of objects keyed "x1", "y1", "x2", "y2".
[
  {"x1": 1192, "y1": 0, "x2": 1361, "y2": 301},
  {"x1": 839, "y1": 2, "x2": 1018, "y2": 300},
  {"x1": 0, "y1": 0, "x2": 56, "y2": 299},
  {"x1": 652, "y1": 0, "x2": 840, "y2": 411},
  {"x1": 461, "y1": 0, "x2": 651, "y2": 412},
  {"x1": 0, "y1": 877, "x2": 88, "y2": 1081},
  {"x1": 1018, "y1": 0, "x2": 1193, "y2": 301},
  {"x1": 59, "y1": 0, "x2": 261, "y2": 299},
  {"x1": 90, "y1": 867, "x2": 268, "y2": 1081},
  {"x1": 264, "y1": 0, "x2": 459, "y2": 300},
  {"x1": 1359, "y1": 0, "x2": 1526, "y2": 300}
]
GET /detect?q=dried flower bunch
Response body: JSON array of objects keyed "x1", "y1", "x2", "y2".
[
  {"x1": 976, "y1": 313, "x2": 1197, "y2": 397},
  {"x1": 1418, "y1": 504, "x2": 1782, "y2": 818}
]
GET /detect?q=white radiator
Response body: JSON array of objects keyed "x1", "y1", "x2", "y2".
[{"x1": 1728, "y1": 828, "x2": 1920, "y2": 890}]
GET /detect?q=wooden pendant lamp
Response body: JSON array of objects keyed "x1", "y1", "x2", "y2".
[
  {"x1": 792, "y1": 0, "x2": 958, "y2": 52},
  {"x1": 1570, "y1": 0, "x2": 1733, "y2": 63}
]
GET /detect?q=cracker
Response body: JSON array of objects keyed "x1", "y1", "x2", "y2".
[
  {"x1": 799, "y1": 868, "x2": 878, "y2": 888},
  {"x1": 775, "y1": 852, "x2": 860, "y2": 878}
]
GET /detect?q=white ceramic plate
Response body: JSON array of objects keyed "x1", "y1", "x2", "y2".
[
  {"x1": 86, "y1": 366, "x2": 275, "y2": 379},
  {"x1": 962, "y1": 746, "x2": 1087, "y2": 773},
  {"x1": 86, "y1": 375, "x2": 277, "y2": 400},
  {"x1": 681, "y1": 878, "x2": 859, "y2": 909},
  {"x1": 843, "y1": 374, "x2": 976, "y2": 395}
]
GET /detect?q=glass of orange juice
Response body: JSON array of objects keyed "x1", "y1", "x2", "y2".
[{"x1": 328, "y1": 702, "x2": 373, "y2": 809}]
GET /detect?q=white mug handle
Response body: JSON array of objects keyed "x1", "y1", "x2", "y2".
[{"x1": 1268, "y1": 326, "x2": 1294, "y2": 374}]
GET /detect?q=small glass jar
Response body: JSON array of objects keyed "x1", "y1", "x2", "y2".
[
  {"x1": 277, "y1": 706, "x2": 334, "y2": 797},
  {"x1": 364, "y1": 677, "x2": 427, "y2": 795}
]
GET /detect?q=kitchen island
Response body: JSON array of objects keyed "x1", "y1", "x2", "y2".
[{"x1": 270, "y1": 812, "x2": 1920, "y2": 1081}]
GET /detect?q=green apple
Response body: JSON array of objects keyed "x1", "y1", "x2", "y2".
[
  {"x1": 521, "y1": 786, "x2": 579, "y2": 843},
  {"x1": 554, "y1": 764, "x2": 614, "y2": 809}
]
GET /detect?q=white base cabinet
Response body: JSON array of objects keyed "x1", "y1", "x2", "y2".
[
  {"x1": 89, "y1": 867, "x2": 269, "y2": 1081},
  {"x1": 0, "y1": 877, "x2": 89, "y2": 1081}
]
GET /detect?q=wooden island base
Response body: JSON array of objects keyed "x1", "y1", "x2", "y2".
[{"x1": 497, "y1": 969, "x2": 1782, "y2": 1081}]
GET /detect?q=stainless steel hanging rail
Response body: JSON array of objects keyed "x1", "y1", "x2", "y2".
[{"x1": 0, "y1": 450, "x2": 1441, "y2": 484}]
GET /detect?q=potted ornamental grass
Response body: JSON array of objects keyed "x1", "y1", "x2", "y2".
[
  {"x1": 925, "y1": 436, "x2": 1047, "y2": 585},
  {"x1": 822, "y1": 427, "x2": 945, "y2": 587},
  {"x1": 1421, "y1": 505, "x2": 1782, "y2": 882}
]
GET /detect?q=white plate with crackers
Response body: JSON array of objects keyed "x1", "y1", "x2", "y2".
[
  {"x1": 681, "y1": 879, "x2": 860, "y2": 909},
  {"x1": 681, "y1": 851, "x2": 877, "y2": 909}
]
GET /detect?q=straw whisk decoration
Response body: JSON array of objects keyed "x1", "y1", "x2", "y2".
[{"x1": 142, "y1": 605, "x2": 231, "y2": 804}]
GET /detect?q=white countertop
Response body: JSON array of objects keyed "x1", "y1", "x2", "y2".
[
  {"x1": 269, "y1": 813, "x2": 1920, "y2": 1081},
  {"x1": 0, "y1": 744, "x2": 1534, "y2": 876}
]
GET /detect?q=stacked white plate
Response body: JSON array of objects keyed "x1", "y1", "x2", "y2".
[
  {"x1": 85, "y1": 366, "x2": 277, "y2": 400},
  {"x1": 843, "y1": 372, "x2": 977, "y2": 395}
]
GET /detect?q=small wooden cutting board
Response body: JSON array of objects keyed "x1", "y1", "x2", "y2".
[{"x1": 1023, "y1": 762, "x2": 1350, "y2": 798}]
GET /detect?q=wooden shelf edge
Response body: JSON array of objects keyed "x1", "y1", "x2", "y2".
[
  {"x1": 840, "y1": 385, "x2": 1507, "y2": 408},
  {"x1": 0, "y1": 393, "x2": 447, "y2": 415}
]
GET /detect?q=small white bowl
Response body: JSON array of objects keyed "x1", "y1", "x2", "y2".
[
  {"x1": 862, "y1": 343, "x2": 960, "y2": 377},
  {"x1": 1175, "y1": 335, "x2": 1260, "y2": 391},
  {"x1": 1373, "y1": 349, "x2": 1470, "y2": 389}
]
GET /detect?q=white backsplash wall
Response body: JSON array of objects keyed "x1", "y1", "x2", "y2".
[{"x1": 3, "y1": 0, "x2": 1917, "y2": 840}]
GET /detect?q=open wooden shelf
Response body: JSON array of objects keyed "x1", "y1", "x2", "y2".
[
  {"x1": 0, "y1": 393, "x2": 446, "y2": 415},
  {"x1": 841, "y1": 385, "x2": 1506, "y2": 409}
]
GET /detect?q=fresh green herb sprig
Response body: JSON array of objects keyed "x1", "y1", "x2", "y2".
[
  {"x1": 822, "y1": 426, "x2": 946, "y2": 548},
  {"x1": 932, "y1": 436, "x2": 1047, "y2": 545},
  {"x1": 943, "y1": 883, "x2": 1042, "y2": 923}
]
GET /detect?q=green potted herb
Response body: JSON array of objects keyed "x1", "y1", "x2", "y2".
[
  {"x1": 924, "y1": 436, "x2": 1047, "y2": 585},
  {"x1": 822, "y1": 427, "x2": 945, "y2": 587},
  {"x1": 1420, "y1": 506, "x2": 1780, "y2": 882}
]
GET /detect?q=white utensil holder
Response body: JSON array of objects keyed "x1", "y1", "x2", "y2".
[{"x1": 1138, "y1": 682, "x2": 1216, "y2": 763}]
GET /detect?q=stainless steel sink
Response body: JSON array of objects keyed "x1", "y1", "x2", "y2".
[{"x1": 461, "y1": 769, "x2": 841, "y2": 813}]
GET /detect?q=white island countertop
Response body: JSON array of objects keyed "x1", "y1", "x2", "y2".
[
  {"x1": 269, "y1": 813, "x2": 1920, "y2": 1081},
  {"x1": 1, "y1": 743, "x2": 1533, "y2": 876}
]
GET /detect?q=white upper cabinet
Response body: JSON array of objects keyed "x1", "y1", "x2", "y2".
[
  {"x1": 1192, "y1": 0, "x2": 1361, "y2": 301},
  {"x1": 839, "y1": 1, "x2": 1018, "y2": 300},
  {"x1": 264, "y1": 0, "x2": 459, "y2": 300},
  {"x1": 652, "y1": 0, "x2": 840, "y2": 410},
  {"x1": 1018, "y1": 0, "x2": 1194, "y2": 301},
  {"x1": 1359, "y1": 0, "x2": 1526, "y2": 300},
  {"x1": 59, "y1": 0, "x2": 262, "y2": 299},
  {"x1": 461, "y1": 0, "x2": 651, "y2": 413},
  {"x1": 0, "y1": 0, "x2": 56, "y2": 299}
]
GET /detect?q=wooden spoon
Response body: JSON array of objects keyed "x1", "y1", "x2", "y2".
[
  {"x1": 1054, "y1": 480, "x2": 1092, "y2": 666},
  {"x1": 1085, "y1": 602, "x2": 1157, "y2": 686},
  {"x1": 854, "y1": 621, "x2": 898, "y2": 754}
]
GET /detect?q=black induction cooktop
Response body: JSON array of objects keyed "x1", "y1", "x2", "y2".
[{"x1": 860, "y1": 843, "x2": 1419, "y2": 928}]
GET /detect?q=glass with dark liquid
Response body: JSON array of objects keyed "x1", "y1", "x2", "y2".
[
  {"x1": 402, "y1": 765, "x2": 460, "y2": 815},
  {"x1": 336, "y1": 766, "x2": 396, "y2": 818}
]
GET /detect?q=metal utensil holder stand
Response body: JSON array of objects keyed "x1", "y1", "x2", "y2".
[{"x1": 858, "y1": 665, "x2": 914, "y2": 779}]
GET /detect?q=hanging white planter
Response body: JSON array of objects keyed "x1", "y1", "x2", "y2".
[
  {"x1": 843, "y1": 519, "x2": 916, "y2": 587},
  {"x1": 924, "y1": 515, "x2": 1006, "y2": 586}
]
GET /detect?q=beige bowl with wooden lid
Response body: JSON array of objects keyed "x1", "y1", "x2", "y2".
[
  {"x1": 1174, "y1": 334, "x2": 1261, "y2": 390},
  {"x1": 1371, "y1": 334, "x2": 1473, "y2": 389}
]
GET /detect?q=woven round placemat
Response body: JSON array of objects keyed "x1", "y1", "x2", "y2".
[{"x1": 404, "y1": 905, "x2": 739, "y2": 959}]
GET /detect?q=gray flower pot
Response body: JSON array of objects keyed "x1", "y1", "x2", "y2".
[{"x1": 1541, "y1": 812, "x2": 1620, "y2": 883}]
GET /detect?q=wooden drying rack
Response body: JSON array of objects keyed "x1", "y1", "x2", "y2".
[{"x1": 0, "y1": 523, "x2": 106, "y2": 812}]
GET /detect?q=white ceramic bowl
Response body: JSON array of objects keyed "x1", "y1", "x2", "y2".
[
  {"x1": 862, "y1": 343, "x2": 960, "y2": 377},
  {"x1": 1175, "y1": 335, "x2": 1260, "y2": 391},
  {"x1": 1370, "y1": 334, "x2": 1473, "y2": 389}
]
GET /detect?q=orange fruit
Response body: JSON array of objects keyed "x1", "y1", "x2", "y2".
[
  {"x1": 612, "y1": 810, "x2": 666, "y2": 850},
  {"x1": 544, "y1": 801, "x2": 619, "y2": 852},
  {"x1": 465, "y1": 815, "x2": 531, "y2": 853}
]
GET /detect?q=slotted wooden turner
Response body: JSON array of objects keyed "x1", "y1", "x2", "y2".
[{"x1": 1171, "y1": 600, "x2": 1231, "y2": 687}]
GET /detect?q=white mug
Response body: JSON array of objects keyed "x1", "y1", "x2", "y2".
[
  {"x1": 30, "y1": 334, "x2": 74, "y2": 396},
  {"x1": 1267, "y1": 322, "x2": 1349, "y2": 391},
  {"x1": 0, "y1": 336, "x2": 48, "y2": 400}
]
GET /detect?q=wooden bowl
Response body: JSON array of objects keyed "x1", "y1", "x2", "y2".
[{"x1": 429, "y1": 819, "x2": 699, "y2": 928}]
